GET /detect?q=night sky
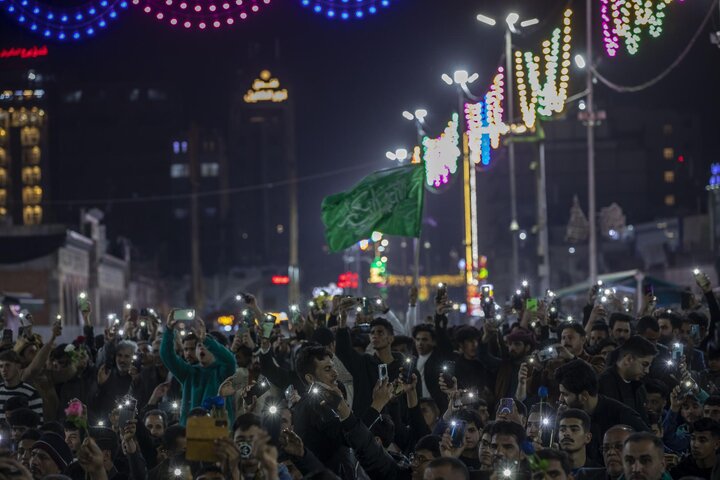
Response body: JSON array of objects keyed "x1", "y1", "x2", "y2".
[{"x1": 1, "y1": 0, "x2": 719, "y2": 289}]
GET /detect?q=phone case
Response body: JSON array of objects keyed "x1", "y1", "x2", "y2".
[{"x1": 186, "y1": 415, "x2": 229, "y2": 462}]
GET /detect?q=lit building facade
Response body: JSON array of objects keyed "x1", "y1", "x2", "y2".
[{"x1": 0, "y1": 73, "x2": 48, "y2": 226}]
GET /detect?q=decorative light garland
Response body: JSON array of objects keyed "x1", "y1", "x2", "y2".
[
  {"x1": 131, "y1": 0, "x2": 270, "y2": 29},
  {"x1": 514, "y1": 8, "x2": 573, "y2": 127},
  {"x1": 464, "y1": 68, "x2": 508, "y2": 167},
  {"x1": 422, "y1": 113, "x2": 460, "y2": 188},
  {"x1": 601, "y1": 0, "x2": 678, "y2": 57},
  {"x1": 0, "y1": 0, "x2": 128, "y2": 41},
  {"x1": 299, "y1": 0, "x2": 391, "y2": 20}
]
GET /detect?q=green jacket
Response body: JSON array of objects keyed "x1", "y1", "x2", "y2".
[{"x1": 160, "y1": 328, "x2": 236, "y2": 425}]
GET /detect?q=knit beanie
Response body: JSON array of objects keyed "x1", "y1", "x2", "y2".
[{"x1": 33, "y1": 432, "x2": 74, "y2": 469}]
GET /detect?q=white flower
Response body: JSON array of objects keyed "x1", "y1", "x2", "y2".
[{"x1": 64, "y1": 344, "x2": 76, "y2": 353}]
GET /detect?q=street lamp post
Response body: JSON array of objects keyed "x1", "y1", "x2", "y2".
[
  {"x1": 586, "y1": 0, "x2": 598, "y2": 283},
  {"x1": 477, "y1": 11, "x2": 538, "y2": 286},
  {"x1": 441, "y1": 71, "x2": 479, "y2": 288},
  {"x1": 402, "y1": 109, "x2": 429, "y2": 287}
]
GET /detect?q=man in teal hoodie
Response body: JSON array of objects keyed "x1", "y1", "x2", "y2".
[{"x1": 160, "y1": 312, "x2": 236, "y2": 425}]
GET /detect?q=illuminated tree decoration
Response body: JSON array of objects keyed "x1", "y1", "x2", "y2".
[
  {"x1": 422, "y1": 113, "x2": 460, "y2": 188},
  {"x1": 515, "y1": 9, "x2": 573, "y2": 124},
  {"x1": 131, "y1": 0, "x2": 270, "y2": 30},
  {"x1": 601, "y1": 0, "x2": 678, "y2": 56},
  {"x1": 300, "y1": 0, "x2": 391, "y2": 20},
  {"x1": 0, "y1": 0, "x2": 128, "y2": 41}
]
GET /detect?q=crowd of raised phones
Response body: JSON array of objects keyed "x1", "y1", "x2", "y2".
[{"x1": 1, "y1": 271, "x2": 720, "y2": 480}]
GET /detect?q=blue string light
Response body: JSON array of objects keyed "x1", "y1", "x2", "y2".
[
  {"x1": 300, "y1": 0, "x2": 391, "y2": 20},
  {"x1": 0, "y1": 0, "x2": 127, "y2": 41}
]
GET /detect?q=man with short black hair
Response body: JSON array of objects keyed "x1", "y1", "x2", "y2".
[
  {"x1": 668, "y1": 418, "x2": 720, "y2": 478},
  {"x1": 423, "y1": 457, "x2": 469, "y2": 480},
  {"x1": 489, "y1": 421, "x2": 529, "y2": 467},
  {"x1": 438, "y1": 409, "x2": 482, "y2": 470},
  {"x1": 703, "y1": 395, "x2": 720, "y2": 422},
  {"x1": 0, "y1": 350, "x2": 43, "y2": 421},
  {"x1": 556, "y1": 360, "x2": 648, "y2": 462},
  {"x1": 558, "y1": 408, "x2": 599, "y2": 472},
  {"x1": 535, "y1": 449, "x2": 573, "y2": 480},
  {"x1": 608, "y1": 314, "x2": 632, "y2": 345},
  {"x1": 17, "y1": 428, "x2": 41, "y2": 469},
  {"x1": 412, "y1": 323, "x2": 452, "y2": 412},
  {"x1": 143, "y1": 409, "x2": 166, "y2": 439},
  {"x1": 588, "y1": 322, "x2": 609, "y2": 349},
  {"x1": 621, "y1": 432, "x2": 669, "y2": 480},
  {"x1": 598, "y1": 335, "x2": 657, "y2": 421},
  {"x1": 452, "y1": 326, "x2": 492, "y2": 404}
]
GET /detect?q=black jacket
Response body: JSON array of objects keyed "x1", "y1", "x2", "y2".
[
  {"x1": 292, "y1": 392, "x2": 360, "y2": 480},
  {"x1": 419, "y1": 314, "x2": 455, "y2": 412},
  {"x1": 339, "y1": 412, "x2": 412, "y2": 480},
  {"x1": 597, "y1": 367, "x2": 648, "y2": 423},
  {"x1": 588, "y1": 395, "x2": 650, "y2": 462}
]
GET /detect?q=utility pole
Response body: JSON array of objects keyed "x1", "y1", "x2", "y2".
[
  {"x1": 537, "y1": 134, "x2": 550, "y2": 292},
  {"x1": 286, "y1": 99, "x2": 300, "y2": 305},
  {"x1": 189, "y1": 123, "x2": 204, "y2": 310},
  {"x1": 586, "y1": 0, "x2": 598, "y2": 283},
  {"x1": 506, "y1": 28, "x2": 520, "y2": 285}
]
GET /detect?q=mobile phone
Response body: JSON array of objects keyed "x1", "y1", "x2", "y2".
[
  {"x1": 525, "y1": 298, "x2": 538, "y2": 312},
  {"x1": 691, "y1": 324, "x2": 700, "y2": 338},
  {"x1": 308, "y1": 383, "x2": 342, "y2": 411},
  {"x1": 436, "y1": 283, "x2": 448, "y2": 302},
  {"x1": 261, "y1": 317, "x2": 275, "y2": 339},
  {"x1": 537, "y1": 346, "x2": 559, "y2": 362},
  {"x1": 499, "y1": 398, "x2": 514, "y2": 415},
  {"x1": 403, "y1": 356, "x2": 416, "y2": 383},
  {"x1": 77, "y1": 292, "x2": 90, "y2": 312},
  {"x1": 118, "y1": 397, "x2": 137, "y2": 427},
  {"x1": 289, "y1": 305, "x2": 301, "y2": 324},
  {"x1": 440, "y1": 361, "x2": 455, "y2": 385},
  {"x1": 284, "y1": 385, "x2": 295, "y2": 402},
  {"x1": 378, "y1": 363, "x2": 388, "y2": 381},
  {"x1": 236, "y1": 292, "x2": 252, "y2": 303},
  {"x1": 2, "y1": 329, "x2": 12, "y2": 343},
  {"x1": 246, "y1": 376, "x2": 272, "y2": 402},
  {"x1": 671, "y1": 342, "x2": 684, "y2": 361},
  {"x1": 172, "y1": 309, "x2": 195, "y2": 324},
  {"x1": 357, "y1": 323, "x2": 371, "y2": 334},
  {"x1": 450, "y1": 420, "x2": 467, "y2": 448},
  {"x1": 454, "y1": 389, "x2": 479, "y2": 408},
  {"x1": 18, "y1": 325, "x2": 31, "y2": 339}
]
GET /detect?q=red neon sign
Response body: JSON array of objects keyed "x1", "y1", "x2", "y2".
[
  {"x1": 271, "y1": 275, "x2": 290, "y2": 285},
  {"x1": 338, "y1": 272, "x2": 359, "y2": 289},
  {"x1": 0, "y1": 46, "x2": 49, "y2": 60}
]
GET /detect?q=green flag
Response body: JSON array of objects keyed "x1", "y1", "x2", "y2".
[{"x1": 321, "y1": 165, "x2": 425, "y2": 252}]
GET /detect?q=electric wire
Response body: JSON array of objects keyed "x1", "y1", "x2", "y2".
[{"x1": 592, "y1": 0, "x2": 719, "y2": 93}]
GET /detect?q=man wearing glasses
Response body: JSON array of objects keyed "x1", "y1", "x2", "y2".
[{"x1": 574, "y1": 425, "x2": 633, "y2": 480}]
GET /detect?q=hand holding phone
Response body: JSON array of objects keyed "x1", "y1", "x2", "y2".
[
  {"x1": 449, "y1": 420, "x2": 467, "y2": 448},
  {"x1": 171, "y1": 309, "x2": 196, "y2": 330}
]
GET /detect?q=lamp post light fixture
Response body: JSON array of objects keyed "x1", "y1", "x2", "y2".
[
  {"x1": 385, "y1": 148, "x2": 409, "y2": 162},
  {"x1": 476, "y1": 10, "x2": 538, "y2": 286},
  {"x1": 440, "y1": 69, "x2": 480, "y2": 288}
]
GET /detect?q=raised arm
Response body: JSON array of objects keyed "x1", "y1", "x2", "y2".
[
  {"x1": 160, "y1": 323, "x2": 191, "y2": 381},
  {"x1": 22, "y1": 320, "x2": 62, "y2": 382}
]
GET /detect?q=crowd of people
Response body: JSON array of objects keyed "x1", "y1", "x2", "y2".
[{"x1": 0, "y1": 271, "x2": 720, "y2": 480}]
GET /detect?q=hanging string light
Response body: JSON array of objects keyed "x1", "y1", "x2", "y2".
[
  {"x1": 0, "y1": 0, "x2": 128, "y2": 40},
  {"x1": 131, "y1": 0, "x2": 270, "y2": 29},
  {"x1": 465, "y1": 68, "x2": 509, "y2": 167},
  {"x1": 601, "y1": 0, "x2": 679, "y2": 57},
  {"x1": 514, "y1": 8, "x2": 573, "y2": 125},
  {"x1": 422, "y1": 113, "x2": 460, "y2": 188},
  {"x1": 299, "y1": 0, "x2": 391, "y2": 20}
]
